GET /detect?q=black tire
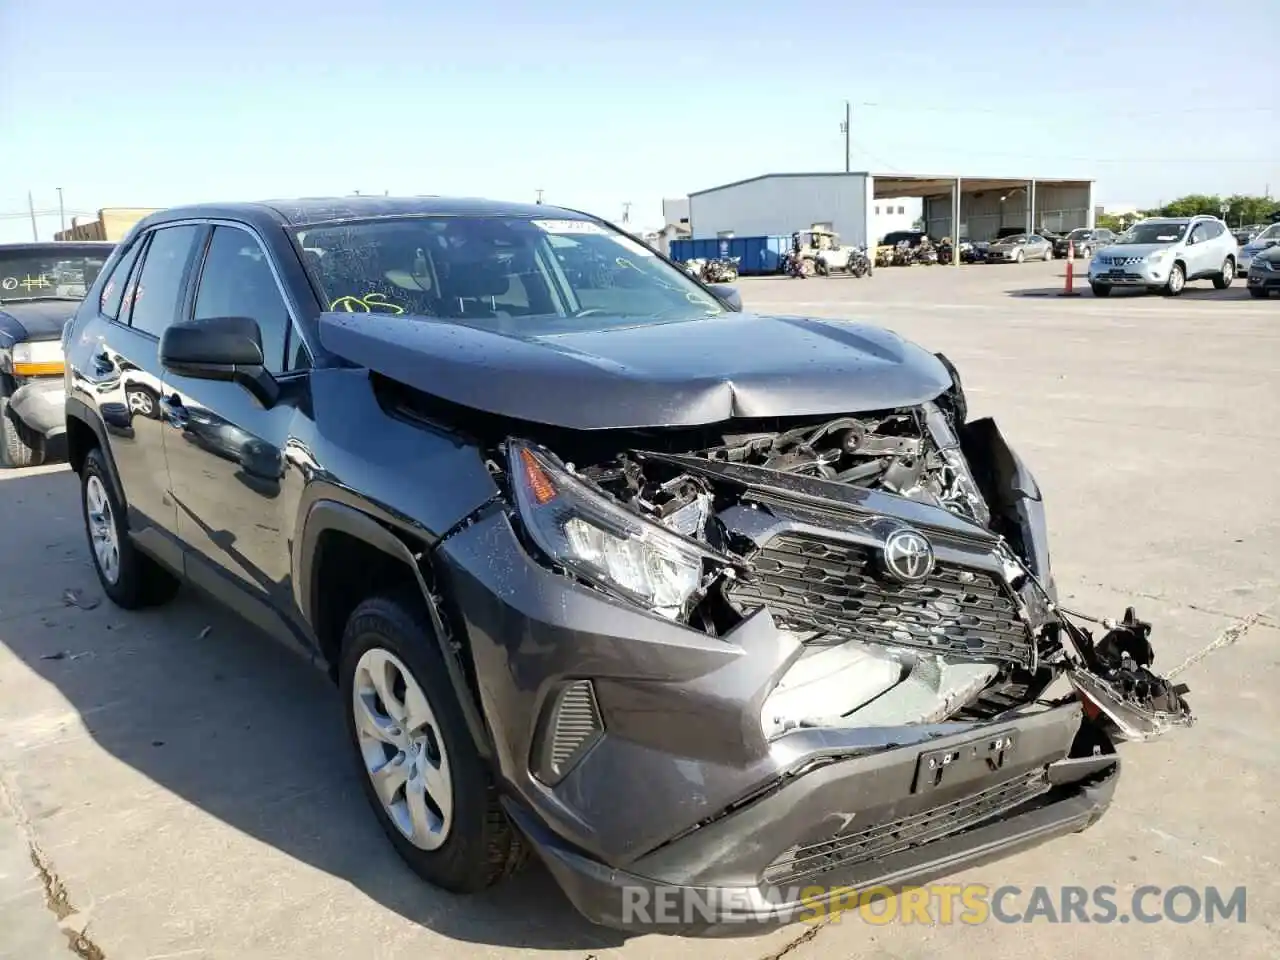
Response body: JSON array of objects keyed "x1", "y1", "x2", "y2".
[
  {"x1": 1014, "y1": 250, "x2": 1025, "y2": 263},
  {"x1": 1213, "y1": 257, "x2": 1234, "y2": 289},
  {"x1": 1249, "y1": 287, "x2": 1269, "y2": 298},
  {"x1": 0, "y1": 398, "x2": 46, "y2": 468},
  {"x1": 1090, "y1": 282, "x2": 1111, "y2": 297},
  {"x1": 340, "y1": 592, "x2": 527, "y2": 894},
  {"x1": 80, "y1": 446, "x2": 180, "y2": 608},
  {"x1": 1163, "y1": 262, "x2": 1186, "y2": 296}
]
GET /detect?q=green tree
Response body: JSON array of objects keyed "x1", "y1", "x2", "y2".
[
  {"x1": 1223, "y1": 194, "x2": 1280, "y2": 227},
  {"x1": 1159, "y1": 194, "x2": 1224, "y2": 217}
]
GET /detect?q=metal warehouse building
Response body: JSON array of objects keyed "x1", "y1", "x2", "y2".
[{"x1": 686, "y1": 172, "x2": 1095, "y2": 247}]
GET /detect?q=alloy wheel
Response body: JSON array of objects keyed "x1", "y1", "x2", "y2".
[
  {"x1": 85, "y1": 475, "x2": 121, "y2": 585},
  {"x1": 1168, "y1": 264, "x2": 1185, "y2": 294},
  {"x1": 352, "y1": 647, "x2": 454, "y2": 851}
]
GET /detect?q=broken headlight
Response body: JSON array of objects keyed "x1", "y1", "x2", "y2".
[{"x1": 508, "y1": 440, "x2": 718, "y2": 619}]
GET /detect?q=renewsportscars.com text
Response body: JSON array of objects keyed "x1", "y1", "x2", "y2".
[{"x1": 620, "y1": 883, "x2": 1248, "y2": 927}]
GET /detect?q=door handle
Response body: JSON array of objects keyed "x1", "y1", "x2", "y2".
[{"x1": 160, "y1": 393, "x2": 188, "y2": 428}]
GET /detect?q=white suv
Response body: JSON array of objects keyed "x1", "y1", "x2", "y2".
[{"x1": 1088, "y1": 216, "x2": 1237, "y2": 297}]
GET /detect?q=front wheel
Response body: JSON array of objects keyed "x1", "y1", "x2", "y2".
[
  {"x1": 1090, "y1": 282, "x2": 1111, "y2": 297},
  {"x1": 1163, "y1": 262, "x2": 1186, "y2": 296},
  {"x1": 340, "y1": 593, "x2": 527, "y2": 893},
  {"x1": 1213, "y1": 257, "x2": 1234, "y2": 289},
  {"x1": 1014, "y1": 250, "x2": 1025, "y2": 263},
  {"x1": 1249, "y1": 287, "x2": 1269, "y2": 298}
]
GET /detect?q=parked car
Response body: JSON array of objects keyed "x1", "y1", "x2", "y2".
[
  {"x1": 1053, "y1": 228, "x2": 1116, "y2": 259},
  {"x1": 1236, "y1": 221, "x2": 1280, "y2": 276},
  {"x1": 1246, "y1": 243, "x2": 1280, "y2": 298},
  {"x1": 1087, "y1": 216, "x2": 1237, "y2": 296},
  {"x1": 0, "y1": 241, "x2": 114, "y2": 466},
  {"x1": 63, "y1": 197, "x2": 1192, "y2": 936},
  {"x1": 1232, "y1": 224, "x2": 1265, "y2": 246},
  {"x1": 984, "y1": 233, "x2": 1054, "y2": 262}
]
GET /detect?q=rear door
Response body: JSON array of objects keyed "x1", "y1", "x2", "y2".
[
  {"x1": 68, "y1": 223, "x2": 205, "y2": 566},
  {"x1": 160, "y1": 222, "x2": 313, "y2": 641}
]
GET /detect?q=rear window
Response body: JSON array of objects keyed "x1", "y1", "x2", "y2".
[{"x1": 0, "y1": 245, "x2": 112, "y2": 303}]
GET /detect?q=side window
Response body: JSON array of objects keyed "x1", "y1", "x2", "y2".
[
  {"x1": 192, "y1": 226, "x2": 291, "y2": 373},
  {"x1": 129, "y1": 225, "x2": 201, "y2": 338},
  {"x1": 99, "y1": 240, "x2": 143, "y2": 320},
  {"x1": 1206, "y1": 221, "x2": 1224, "y2": 239}
]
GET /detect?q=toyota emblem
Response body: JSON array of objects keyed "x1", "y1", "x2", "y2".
[{"x1": 882, "y1": 528, "x2": 935, "y2": 583}]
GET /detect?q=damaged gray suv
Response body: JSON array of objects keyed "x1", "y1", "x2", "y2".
[{"x1": 63, "y1": 197, "x2": 1193, "y2": 936}]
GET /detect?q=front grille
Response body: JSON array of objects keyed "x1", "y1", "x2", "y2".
[
  {"x1": 1100, "y1": 255, "x2": 1143, "y2": 266},
  {"x1": 727, "y1": 533, "x2": 1034, "y2": 665},
  {"x1": 763, "y1": 770, "x2": 1050, "y2": 884}
]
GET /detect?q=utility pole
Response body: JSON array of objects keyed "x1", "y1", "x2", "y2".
[
  {"x1": 57, "y1": 187, "x2": 66, "y2": 237},
  {"x1": 535, "y1": 189, "x2": 544, "y2": 205},
  {"x1": 839, "y1": 101, "x2": 851, "y2": 173},
  {"x1": 27, "y1": 191, "x2": 38, "y2": 241},
  {"x1": 622, "y1": 201, "x2": 631, "y2": 224}
]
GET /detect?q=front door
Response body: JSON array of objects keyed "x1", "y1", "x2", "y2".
[{"x1": 159, "y1": 223, "x2": 311, "y2": 641}]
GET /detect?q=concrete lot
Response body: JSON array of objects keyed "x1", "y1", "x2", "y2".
[{"x1": 1, "y1": 260, "x2": 1277, "y2": 959}]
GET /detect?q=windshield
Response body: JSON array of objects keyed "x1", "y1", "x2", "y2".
[
  {"x1": 1067, "y1": 228, "x2": 1092, "y2": 240},
  {"x1": 293, "y1": 215, "x2": 725, "y2": 332},
  {"x1": 1253, "y1": 223, "x2": 1280, "y2": 242},
  {"x1": 998, "y1": 235, "x2": 1028, "y2": 244},
  {"x1": 0, "y1": 246, "x2": 111, "y2": 303},
  {"x1": 1119, "y1": 222, "x2": 1188, "y2": 244}
]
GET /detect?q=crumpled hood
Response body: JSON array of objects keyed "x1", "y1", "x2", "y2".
[
  {"x1": 0, "y1": 299, "x2": 78, "y2": 342},
  {"x1": 318, "y1": 310, "x2": 953, "y2": 430}
]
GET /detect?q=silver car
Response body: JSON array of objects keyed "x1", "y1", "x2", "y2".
[
  {"x1": 1236, "y1": 221, "x2": 1280, "y2": 276},
  {"x1": 1087, "y1": 216, "x2": 1237, "y2": 296},
  {"x1": 984, "y1": 233, "x2": 1054, "y2": 263}
]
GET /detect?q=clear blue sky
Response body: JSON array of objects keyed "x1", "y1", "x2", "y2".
[{"x1": 2, "y1": 0, "x2": 1276, "y2": 241}]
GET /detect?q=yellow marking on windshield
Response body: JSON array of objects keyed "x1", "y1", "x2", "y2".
[{"x1": 329, "y1": 293, "x2": 406, "y2": 315}]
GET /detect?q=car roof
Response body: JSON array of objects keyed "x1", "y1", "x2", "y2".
[{"x1": 136, "y1": 195, "x2": 593, "y2": 231}]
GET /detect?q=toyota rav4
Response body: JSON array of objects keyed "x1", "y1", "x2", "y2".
[{"x1": 62, "y1": 197, "x2": 1193, "y2": 935}]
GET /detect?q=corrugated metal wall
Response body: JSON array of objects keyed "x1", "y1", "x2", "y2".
[
  {"x1": 688, "y1": 175, "x2": 870, "y2": 246},
  {"x1": 923, "y1": 184, "x2": 1092, "y2": 241}
]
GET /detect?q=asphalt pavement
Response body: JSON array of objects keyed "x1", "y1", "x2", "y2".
[{"x1": 1, "y1": 259, "x2": 1276, "y2": 959}]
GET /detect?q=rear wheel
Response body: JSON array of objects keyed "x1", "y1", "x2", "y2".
[
  {"x1": 80, "y1": 446, "x2": 180, "y2": 608},
  {"x1": 1213, "y1": 257, "x2": 1234, "y2": 289},
  {"x1": 340, "y1": 592, "x2": 527, "y2": 893},
  {"x1": 0, "y1": 398, "x2": 45, "y2": 468}
]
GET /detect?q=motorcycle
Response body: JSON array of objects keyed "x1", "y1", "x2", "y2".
[
  {"x1": 936, "y1": 238, "x2": 954, "y2": 265},
  {"x1": 875, "y1": 245, "x2": 895, "y2": 269},
  {"x1": 702, "y1": 256, "x2": 740, "y2": 283},
  {"x1": 914, "y1": 238, "x2": 939, "y2": 265},
  {"x1": 780, "y1": 251, "x2": 808, "y2": 278},
  {"x1": 892, "y1": 240, "x2": 915, "y2": 266},
  {"x1": 846, "y1": 244, "x2": 870, "y2": 277}
]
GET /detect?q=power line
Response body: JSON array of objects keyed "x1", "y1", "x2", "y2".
[{"x1": 853, "y1": 99, "x2": 1276, "y2": 120}]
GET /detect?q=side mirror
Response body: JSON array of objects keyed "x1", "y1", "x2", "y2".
[
  {"x1": 707, "y1": 283, "x2": 743, "y2": 312},
  {"x1": 160, "y1": 316, "x2": 279, "y2": 406}
]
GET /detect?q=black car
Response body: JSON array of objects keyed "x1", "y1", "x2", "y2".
[
  {"x1": 0, "y1": 241, "x2": 114, "y2": 465},
  {"x1": 1247, "y1": 243, "x2": 1280, "y2": 297},
  {"x1": 62, "y1": 197, "x2": 1192, "y2": 935},
  {"x1": 1053, "y1": 228, "x2": 1115, "y2": 259}
]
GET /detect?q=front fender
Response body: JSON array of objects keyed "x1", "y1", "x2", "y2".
[{"x1": 959, "y1": 417, "x2": 1055, "y2": 600}]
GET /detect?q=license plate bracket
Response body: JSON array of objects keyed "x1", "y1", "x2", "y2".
[
  {"x1": 913, "y1": 730, "x2": 1016, "y2": 794},
  {"x1": 1109, "y1": 267, "x2": 1125, "y2": 276}
]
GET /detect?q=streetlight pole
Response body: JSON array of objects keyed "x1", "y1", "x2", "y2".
[
  {"x1": 839, "y1": 101, "x2": 851, "y2": 173},
  {"x1": 57, "y1": 187, "x2": 66, "y2": 237}
]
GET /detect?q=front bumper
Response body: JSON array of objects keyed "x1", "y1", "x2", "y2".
[
  {"x1": 1089, "y1": 258, "x2": 1172, "y2": 287},
  {"x1": 1247, "y1": 266, "x2": 1280, "y2": 292},
  {"x1": 508, "y1": 701, "x2": 1118, "y2": 936},
  {"x1": 1236, "y1": 254, "x2": 1253, "y2": 275},
  {"x1": 8, "y1": 375, "x2": 66, "y2": 438}
]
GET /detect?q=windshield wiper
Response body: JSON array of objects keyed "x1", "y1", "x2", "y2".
[{"x1": 0, "y1": 295, "x2": 83, "y2": 304}]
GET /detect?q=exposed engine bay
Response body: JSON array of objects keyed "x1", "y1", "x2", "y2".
[{"x1": 380, "y1": 373, "x2": 1194, "y2": 745}]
